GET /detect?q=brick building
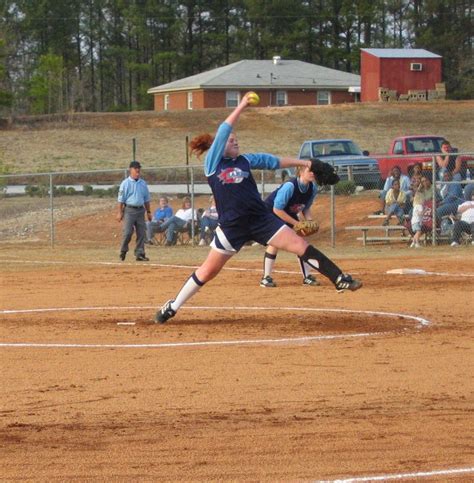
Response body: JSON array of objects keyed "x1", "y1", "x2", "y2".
[
  {"x1": 360, "y1": 48, "x2": 442, "y2": 102},
  {"x1": 147, "y1": 57, "x2": 360, "y2": 111}
]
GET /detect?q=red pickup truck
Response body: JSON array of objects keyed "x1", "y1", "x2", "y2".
[{"x1": 376, "y1": 135, "x2": 474, "y2": 181}]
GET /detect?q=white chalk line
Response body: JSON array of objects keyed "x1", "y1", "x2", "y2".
[
  {"x1": 0, "y1": 258, "x2": 301, "y2": 275},
  {"x1": 0, "y1": 305, "x2": 429, "y2": 349},
  {"x1": 2, "y1": 257, "x2": 473, "y2": 278},
  {"x1": 321, "y1": 465, "x2": 474, "y2": 482}
]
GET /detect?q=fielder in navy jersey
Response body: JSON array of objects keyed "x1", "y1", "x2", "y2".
[
  {"x1": 155, "y1": 93, "x2": 362, "y2": 324},
  {"x1": 260, "y1": 166, "x2": 320, "y2": 288}
]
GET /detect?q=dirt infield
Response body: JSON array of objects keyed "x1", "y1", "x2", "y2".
[{"x1": 1, "y1": 246, "x2": 473, "y2": 480}]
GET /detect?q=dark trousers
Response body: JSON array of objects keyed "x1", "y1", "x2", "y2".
[
  {"x1": 452, "y1": 220, "x2": 474, "y2": 243},
  {"x1": 120, "y1": 206, "x2": 146, "y2": 256}
]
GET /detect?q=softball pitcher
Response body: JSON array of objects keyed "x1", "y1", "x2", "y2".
[{"x1": 155, "y1": 93, "x2": 362, "y2": 324}]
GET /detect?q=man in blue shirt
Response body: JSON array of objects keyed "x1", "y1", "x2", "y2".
[
  {"x1": 117, "y1": 161, "x2": 152, "y2": 261},
  {"x1": 145, "y1": 196, "x2": 173, "y2": 244}
]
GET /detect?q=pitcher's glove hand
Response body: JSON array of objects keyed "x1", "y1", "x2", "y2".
[
  {"x1": 310, "y1": 158, "x2": 340, "y2": 186},
  {"x1": 293, "y1": 220, "x2": 319, "y2": 237}
]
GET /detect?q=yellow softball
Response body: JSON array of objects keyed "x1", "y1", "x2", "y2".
[{"x1": 247, "y1": 91, "x2": 260, "y2": 106}]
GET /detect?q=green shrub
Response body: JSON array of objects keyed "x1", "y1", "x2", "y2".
[
  {"x1": 83, "y1": 184, "x2": 93, "y2": 196},
  {"x1": 25, "y1": 184, "x2": 49, "y2": 197},
  {"x1": 334, "y1": 180, "x2": 357, "y2": 196},
  {"x1": 54, "y1": 186, "x2": 67, "y2": 196}
]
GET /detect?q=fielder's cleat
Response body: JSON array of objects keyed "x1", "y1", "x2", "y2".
[
  {"x1": 260, "y1": 276, "x2": 277, "y2": 288},
  {"x1": 303, "y1": 275, "x2": 321, "y2": 286},
  {"x1": 119, "y1": 251, "x2": 126, "y2": 261},
  {"x1": 335, "y1": 273, "x2": 362, "y2": 292},
  {"x1": 155, "y1": 300, "x2": 176, "y2": 324},
  {"x1": 136, "y1": 254, "x2": 150, "y2": 261}
]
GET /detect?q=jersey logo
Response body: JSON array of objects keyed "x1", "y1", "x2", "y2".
[
  {"x1": 289, "y1": 203, "x2": 305, "y2": 214},
  {"x1": 218, "y1": 167, "x2": 249, "y2": 184}
]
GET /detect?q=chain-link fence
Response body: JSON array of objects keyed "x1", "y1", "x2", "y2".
[{"x1": 1, "y1": 152, "x2": 472, "y2": 249}]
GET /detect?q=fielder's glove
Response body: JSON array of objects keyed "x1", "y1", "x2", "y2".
[
  {"x1": 310, "y1": 158, "x2": 340, "y2": 186},
  {"x1": 293, "y1": 220, "x2": 319, "y2": 237}
]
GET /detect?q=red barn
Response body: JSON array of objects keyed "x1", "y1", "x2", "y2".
[{"x1": 360, "y1": 48, "x2": 442, "y2": 102}]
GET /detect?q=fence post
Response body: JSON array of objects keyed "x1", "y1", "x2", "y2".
[
  {"x1": 132, "y1": 138, "x2": 137, "y2": 162},
  {"x1": 432, "y1": 155, "x2": 437, "y2": 246},
  {"x1": 49, "y1": 174, "x2": 55, "y2": 248},
  {"x1": 330, "y1": 160, "x2": 336, "y2": 248},
  {"x1": 330, "y1": 185, "x2": 335, "y2": 248},
  {"x1": 347, "y1": 165, "x2": 354, "y2": 183},
  {"x1": 185, "y1": 135, "x2": 190, "y2": 195},
  {"x1": 190, "y1": 167, "x2": 195, "y2": 246},
  {"x1": 261, "y1": 170, "x2": 265, "y2": 198}
]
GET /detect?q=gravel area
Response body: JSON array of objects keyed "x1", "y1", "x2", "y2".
[{"x1": 0, "y1": 196, "x2": 115, "y2": 241}]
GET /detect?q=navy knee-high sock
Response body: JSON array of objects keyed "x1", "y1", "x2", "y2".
[{"x1": 301, "y1": 245, "x2": 342, "y2": 284}]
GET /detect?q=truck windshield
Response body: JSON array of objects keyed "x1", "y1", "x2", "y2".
[
  {"x1": 311, "y1": 141, "x2": 362, "y2": 157},
  {"x1": 405, "y1": 137, "x2": 445, "y2": 154}
]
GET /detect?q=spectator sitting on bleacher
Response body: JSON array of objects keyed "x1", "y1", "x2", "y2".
[
  {"x1": 450, "y1": 191, "x2": 474, "y2": 247},
  {"x1": 464, "y1": 182, "x2": 474, "y2": 202},
  {"x1": 198, "y1": 196, "x2": 218, "y2": 246},
  {"x1": 383, "y1": 179, "x2": 406, "y2": 226},
  {"x1": 436, "y1": 170, "x2": 464, "y2": 219},
  {"x1": 436, "y1": 140, "x2": 466, "y2": 181},
  {"x1": 145, "y1": 196, "x2": 173, "y2": 244},
  {"x1": 375, "y1": 166, "x2": 410, "y2": 215},
  {"x1": 159, "y1": 196, "x2": 197, "y2": 246}
]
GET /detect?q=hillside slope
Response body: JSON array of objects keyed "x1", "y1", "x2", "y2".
[{"x1": 1, "y1": 101, "x2": 473, "y2": 173}]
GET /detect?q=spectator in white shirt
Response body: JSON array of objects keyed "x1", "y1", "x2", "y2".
[
  {"x1": 451, "y1": 192, "x2": 474, "y2": 246},
  {"x1": 159, "y1": 197, "x2": 197, "y2": 246}
]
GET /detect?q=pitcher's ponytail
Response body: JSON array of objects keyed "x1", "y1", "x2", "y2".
[{"x1": 189, "y1": 134, "x2": 214, "y2": 157}]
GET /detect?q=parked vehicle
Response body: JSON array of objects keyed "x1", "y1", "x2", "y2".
[
  {"x1": 376, "y1": 135, "x2": 474, "y2": 181},
  {"x1": 274, "y1": 167, "x2": 295, "y2": 182},
  {"x1": 296, "y1": 139, "x2": 381, "y2": 188}
]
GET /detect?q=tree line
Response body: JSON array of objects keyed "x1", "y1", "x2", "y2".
[{"x1": 0, "y1": 0, "x2": 472, "y2": 115}]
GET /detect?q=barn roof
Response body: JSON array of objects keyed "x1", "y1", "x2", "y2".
[
  {"x1": 147, "y1": 59, "x2": 360, "y2": 94},
  {"x1": 361, "y1": 48, "x2": 442, "y2": 59}
]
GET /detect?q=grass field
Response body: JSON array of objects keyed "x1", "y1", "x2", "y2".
[{"x1": 1, "y1": 100, "x2": 473, "y2": 173}]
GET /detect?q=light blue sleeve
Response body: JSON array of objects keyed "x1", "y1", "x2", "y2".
[
  {"x1": 117, "y1": 179, "x2": 127, "y2": 203},
  {"x1": 273, "y1": 182, "x2": 295, "y2": 210},
  {"x1": 383, "y1": 177, "x2": 392, "y2": 191},
  {"x1": 243, "y1": 153, "x2": 281, "y2": 170},
  {"x1": 401, "y1": 175, "x2": 411, "y2": 193},
  {"x1": 205, "y1": 122, "x2": 233, "y2": 176},
  {"x1": 143, "y1": 183, "x2": 151, "y2": 203}
]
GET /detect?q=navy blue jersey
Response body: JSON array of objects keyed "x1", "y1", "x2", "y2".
[
  {"x1": 265, "y1": 177, "x2": 317, "y2": 221},
  {"x1": 205, "y1": 122, "x2": 280, "y2": 226},
  {"x1": 208, "y1": 155, "x2": 268, "y2": 225}
]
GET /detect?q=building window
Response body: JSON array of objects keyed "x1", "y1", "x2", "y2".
[
  {"x1": 317, "y1": 90, "x2": 331, "y2": 105},
  {"x1": 226, "y1": 91, "x2": 240, "y2": 107},
  {"x1": 276, "y1": 90, "x2": 287, "y2": 106},
  {"x1": 164, "y1": 94, "x2": 169, "y2": 111},
  {"x1": 187, "y1": 92, "x2": 193, "y2": 110}
]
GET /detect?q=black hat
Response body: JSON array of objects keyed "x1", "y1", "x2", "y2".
[{"x1": 129, "y1": 161, "x2": 141, "y2": 169}]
